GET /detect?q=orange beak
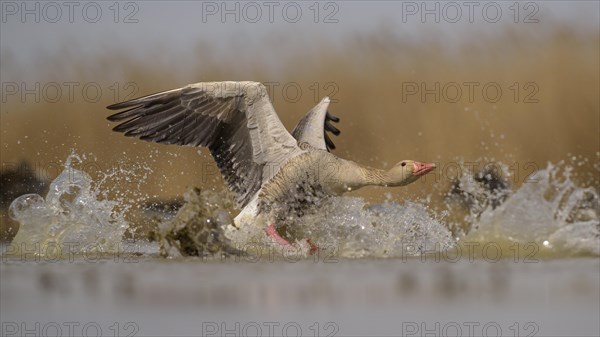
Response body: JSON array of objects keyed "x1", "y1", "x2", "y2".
[{"x1": 413, "y1": 162, "x2": 436, "y2": 176}]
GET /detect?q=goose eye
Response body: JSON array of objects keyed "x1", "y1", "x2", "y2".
[{"x1": 401, "y1": 162, "x2": 406, "y2": 167}]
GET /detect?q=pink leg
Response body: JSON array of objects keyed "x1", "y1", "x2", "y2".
[
  {"x1": 266, "y1": 223, "x2": 292, "y2": 246},
  {"x1": 265, "y1": 224, "x2": 319, "y2": 255},
  {"x1": 306, "y1": 239, "x2": 319, "y2": 255}
]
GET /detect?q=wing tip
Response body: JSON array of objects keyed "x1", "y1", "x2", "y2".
[
  {"x1": 106, "y1": 99, "x2": 140, "y2": 111},
  {"x1": 326, "y1": 111, "x2": 340, "y2": 123},
  {"x1": 106, "y1": 113, "x2": 120, "y2": 122},
  {"x1": 106, "y1": 102, "x2": 125, "y2": 110}
]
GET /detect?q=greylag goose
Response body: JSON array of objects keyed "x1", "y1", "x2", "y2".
[{"x1": 107, "y1": 81, "x2": 436, "y2": 251}]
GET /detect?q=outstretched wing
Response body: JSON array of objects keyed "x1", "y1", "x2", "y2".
[
  {"x1": 107, "y1": 81, "x2": 302, "y2": 207},
  {"x1": 291, "y1": 97, "x2": 340, "y2": 151}
]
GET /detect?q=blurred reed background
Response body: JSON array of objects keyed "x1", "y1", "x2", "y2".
[{"x1": 1, "y1": 6, "x2": 599, "y2": 240}]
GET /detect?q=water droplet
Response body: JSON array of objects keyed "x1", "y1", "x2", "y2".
[{"x1": 9, "y1": 194, "x2": 46, "y2": 221}]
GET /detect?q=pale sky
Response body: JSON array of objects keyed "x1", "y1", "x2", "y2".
[{"x1": 1, "y1": 1, "x2": 598, "y2": 81}]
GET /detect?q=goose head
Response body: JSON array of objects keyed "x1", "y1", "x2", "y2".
[{"x1": 385, "y1": 160, "x2": 436, "y2": 186}]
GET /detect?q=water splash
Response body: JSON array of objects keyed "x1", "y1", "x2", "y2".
[
  {"x1": 149, "y1": 181, "x2": 455, "y2": 259},
  {"x1": 6, "y1": 154, "x2": 131, "y2": 257},
  {"x1": 456, "y1": 162, "x2": 599, "y2": 256},
  {"x1": 283, "y1": 197, "x2": 455, "y2": 258},
  {"x1": 4, "y1": 152, "x2": 598, "y2": 260},
  {"x1": 157, "y1": 186, "x2": 236, "y2": 258}
]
